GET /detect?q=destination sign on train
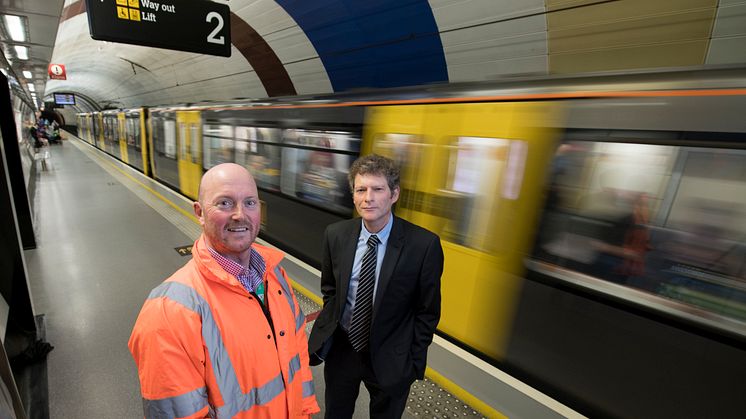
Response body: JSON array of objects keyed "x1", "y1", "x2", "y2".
[{"x1": 84, "y1": 0, "x2": 231, "y2": 57}]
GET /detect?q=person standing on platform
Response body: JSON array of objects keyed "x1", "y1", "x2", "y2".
[
  {"x1": 308, "y1": 154, "x2": 444, "y2": 418},
  {"x1": 129, "y1": 163, "x2": 320, "y2": 418}
]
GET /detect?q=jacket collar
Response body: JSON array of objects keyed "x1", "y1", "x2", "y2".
[{"x1": 192, "y1": 234, "x2": 284, "y2": 289}]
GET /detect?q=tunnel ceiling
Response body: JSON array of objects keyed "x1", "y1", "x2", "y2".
[{"x1": 2, "y1": 0, "x2": 746, "y2": 113}]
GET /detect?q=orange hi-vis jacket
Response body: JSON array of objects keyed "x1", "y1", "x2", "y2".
[{"x1": 129, "y1": 235, "x2": 320, "y2": 418}]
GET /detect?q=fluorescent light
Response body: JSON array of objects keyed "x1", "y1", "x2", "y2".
[
  {"x1": 22, "y1": 70, "x2": 32, "y2": 78},
  {"x1": 14, "y1": 45, "x2": 28, "y2": 60},
  {"x1": 4, "y1": 15, "x2": 25, "y2": 42},
  {"x1": 27, "y1": 83, "x2": 34, "y2": 92}
]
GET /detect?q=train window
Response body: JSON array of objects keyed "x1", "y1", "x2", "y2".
[
  {"x1": 236, "y1": 126, "x2": 282, "y2": 143},
  {"x1": 164, "y1": 120, "x2": 176, "y2": 159},
  {"x1": 127, "y1": 116, "x2": 139, "y2": 148},
  {"x1": 151, "y1": 118, "x2": 164, "y2": 154},
  {"x1": 190, "y1": 124, "x2": 200, "y2": 164},
  {"x1": 280, "y1": 129, "x2": 359, "y2": 214},
  {"x1": 530, "y1": 140, "x2": 746, "y2": 330},
  {"x1": 444, "y1": 137, "x2": 526, "y2": 252},
  {"x1": 203, "y1": 124, "x2": 234, "y2": 169},
  {"x1": 235, "y1": 126, "x2": 281, "y2": 191}
]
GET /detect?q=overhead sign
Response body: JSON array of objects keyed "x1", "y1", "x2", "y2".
[
  {"x1": 48, "y1": 64, "x2": 67, "y2": 80},
  {"x1": 53, "y1": 93, "x2": 76, "y2": 105},
  {"x1": 84, "y1": 0, "x2": 231, "y2": 57}
]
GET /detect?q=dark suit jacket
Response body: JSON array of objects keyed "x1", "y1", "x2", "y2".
[{"x1": 308, "y1": 216, "x2": 443, "y2": 391}]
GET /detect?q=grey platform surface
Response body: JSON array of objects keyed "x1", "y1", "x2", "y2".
[{"x1": 22, "y1": 138, "x2": 488, "y2": 418}]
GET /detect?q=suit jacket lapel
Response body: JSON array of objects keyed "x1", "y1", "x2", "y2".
[
  {"x1": 372, "y1": 216, "x2": 404, "y2": 322},
  {"x1": 337, "y1": 219, "x2": 361, "y2": 309}
]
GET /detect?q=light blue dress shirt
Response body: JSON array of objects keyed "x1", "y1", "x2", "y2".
[{"x1": 340, "y1": 214, "x2": 394, "y2": 331}]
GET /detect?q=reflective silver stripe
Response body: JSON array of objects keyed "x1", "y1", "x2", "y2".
[
  {"x1": 273, "y1": 266, "x2": 296, "y2": 317},
  {"x1": 295, "y1": 310, "x2": 306, "y2": 332},
  {"x1": 287, "y1": 353, "x2": 301, "y2": 384},
  {"x1": 216, "y1": 373, "x2": 286, "y2": 419},
  {"x1": 142, "y1": 386, "x2": 209, "y2": 419},
  {"x1": 149, "y1": 282, "x2": 259, "y2": 416},
  {"x1": 302, "y1": 380, "x2": 316, "y2": 398},
  {"x1": 216, "y1": 354, "x2": 302, "y2": 417},
  {"x1": 150, "y1": 280, "x2": 307, "y2": 418}
]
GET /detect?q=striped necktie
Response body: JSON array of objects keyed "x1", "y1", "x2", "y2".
[{"x1": 348, "y1": 234, "x2": 380, "y2": 351}]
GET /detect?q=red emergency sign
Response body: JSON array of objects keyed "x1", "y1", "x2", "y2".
[{"x1": 48, "y1": 64, "x2": 67, "y2": 80}]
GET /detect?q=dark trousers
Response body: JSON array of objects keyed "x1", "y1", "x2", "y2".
[{"x1": 324, "y1": 327, "x2": 409, "y2": 418}]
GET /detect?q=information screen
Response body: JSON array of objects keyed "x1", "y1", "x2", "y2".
[
  {"x1": 84, "y1": 0, "x2": 231, "y2": 57},
  {"x1": 53, "y1": 93, "x2": 76, "y2": 105}
]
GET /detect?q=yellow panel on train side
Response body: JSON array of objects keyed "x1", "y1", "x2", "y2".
[
  {"x1": 147, "y1": 112, "x2": 156, "y2": 178},
  {"x1": 364, "y1": 102, "x2": 562, "y2": 360},
  {"x1": 140, "y1": 110, "x2": 150, "y2": 176},
  {"x1": 177, "y1": 111, "x2": 202, "y2": 200},
  {"x1": 118, "y1": 113, "x2": 129, "y2": 163}
]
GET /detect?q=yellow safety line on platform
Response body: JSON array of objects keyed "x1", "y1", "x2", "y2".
[
  {"x1": 426, "y1": 366, "x2": 505, "y2": 419},
  {"x1": 84, "y1": 144, "x2": 199, "y2": 224}
]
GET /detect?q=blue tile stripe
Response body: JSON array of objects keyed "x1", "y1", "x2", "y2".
[{"x1": 276, "y1": 0, "x2": 448, "y2": 91}]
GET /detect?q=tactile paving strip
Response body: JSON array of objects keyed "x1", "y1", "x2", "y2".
[
  {"x1": 294, "y1": 293, "x2": 485, "y2": 419},
  {"x1": 407, "y1": 380, "x2": 486, "y2": 418}
]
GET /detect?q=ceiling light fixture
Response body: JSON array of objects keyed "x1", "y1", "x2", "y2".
[
  {"x1": 22, "y1": 70, "x2": 32, "y2": 78},
  {"x1": 27, "y1": 83, "x2": 35, "y2": 92},
  {"x1": 14, "y1": 45, "x2": 28, "y2": 60},
  {"x1": 3, "y1": 15, "x2": 26, "y2": 42}
]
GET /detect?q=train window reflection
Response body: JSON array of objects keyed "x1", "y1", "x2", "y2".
[
  {"x1": 280, "y1": 129, "x2": 359, "y2": 214},
  {"x1": 163, "y1": 119, "x2": 176, "y2": 159},
  {"x1": 127, "y1": 116, "x2": 139, "y2": 148},
  {"x1": 203, "y1": 124, "x2": 234, "y2": 169},
  {"x1": 443, "y1": 137, "x2": 517, "y2": 252},
  {"x1": 533, "y1": 140, "x2": 746, "y2": 323},
  {"x1": 235, "y1": 126, "x2": 281, "y2": 191},
  {"x1": 190, "y1": 124, "x2": 200, "y2": 164}
]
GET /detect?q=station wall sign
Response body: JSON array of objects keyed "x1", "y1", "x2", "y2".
[
  {"x1": 84, "y1": 0, "x2": 231, "y2": 57},
  {"x1": 48, "y1": 64, "x2": 67, "y2": 80}
]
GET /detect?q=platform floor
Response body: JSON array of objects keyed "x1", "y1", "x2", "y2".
[{"x1": 22, "y1": 137, "x2": 486, "y2": 418}]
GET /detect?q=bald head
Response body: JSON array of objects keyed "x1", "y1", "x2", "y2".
[
  {"x1": 194, "y1": 163, "x2": 261, "y2": 265},
  {"x1": 198, "y1": 163, "x2": 255, "y2": 204}
]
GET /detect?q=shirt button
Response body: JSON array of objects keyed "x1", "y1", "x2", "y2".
[
  {"x1": 267, "y1": 335, "x2": 271, "y2": 339},
  {"x1": 278, "y1": 290, "x2": 282, "y2": 295},
  {"x1": 279, "y1": 331, "x2": 285, "y2": 337}
]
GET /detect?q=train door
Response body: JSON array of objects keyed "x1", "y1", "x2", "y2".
[
  {"x1": 176, "y1": 111, "x2": 202, "y2": 199},
  {"x1": 95, "y1": 113, "x2": 105, "y2": 149},
  {"x1": 84, "y1": 114, "x2": 93, "y2": 145},
  {"x1": 118, "y1": 112, "x2": 129, "y2": 163},
  {"x1": 364, "y1": 102, "x2": 561, "y2": 360}
]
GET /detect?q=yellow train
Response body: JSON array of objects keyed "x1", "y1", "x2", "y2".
[{"x1": 78, "y1": 67, "x2": 746, "y2": 417}]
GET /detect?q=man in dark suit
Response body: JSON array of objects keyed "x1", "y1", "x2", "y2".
[{"x1": 308, "y1": 154, "x2": 443, "y2": 418}]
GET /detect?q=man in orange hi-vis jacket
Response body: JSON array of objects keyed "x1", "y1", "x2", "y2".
[{"x1": 129, "y1": 163, "x2": 320, "y2": 418}]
